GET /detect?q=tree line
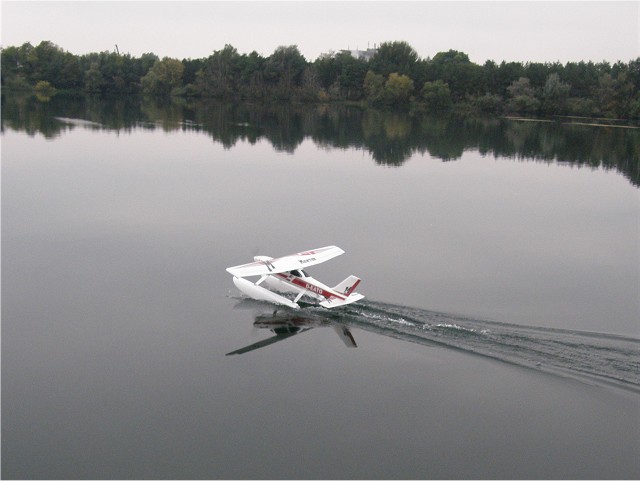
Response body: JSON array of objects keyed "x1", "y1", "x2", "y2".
[{"x1": 2, "y1": 40, "x2": 639, "y2": 119}]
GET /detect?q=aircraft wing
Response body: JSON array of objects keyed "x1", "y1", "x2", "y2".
[
  {"x1": 225, "y1": 329, "x2": 312, "y2": 356},
  {"x1": 226, "y1": 245, "x2": 345, "y2": 278},
  {"x1": 225, "y1": 260, "x2": 275, "y2": 278}
]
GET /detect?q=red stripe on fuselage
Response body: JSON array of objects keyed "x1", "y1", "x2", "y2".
[{"x1": 275, "y1": 273, "x2": 346, "y2": 300}]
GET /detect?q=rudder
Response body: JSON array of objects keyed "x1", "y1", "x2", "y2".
[{"x1": 333, "y1": 275, "x2": 361, "y2": 296}]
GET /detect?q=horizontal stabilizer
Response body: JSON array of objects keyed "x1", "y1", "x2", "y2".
[{"x1": 319, "y1": 293, "x2": 365, "y2": 309}]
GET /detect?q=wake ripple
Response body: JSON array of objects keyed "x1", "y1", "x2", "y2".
[{"x1": 316, "y1": 300, "x2": 640, "y2": 393}]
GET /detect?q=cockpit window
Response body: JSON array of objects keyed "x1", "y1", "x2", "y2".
[{"x1": 290, "y1": 269, "x2": 309, "y2": 278}]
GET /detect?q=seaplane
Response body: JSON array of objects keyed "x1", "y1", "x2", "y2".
[{"x1": 226, "y1": 245, "x2": 364, "y2": 309}]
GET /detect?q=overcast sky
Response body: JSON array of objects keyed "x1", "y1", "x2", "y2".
[{"x1": 2, "y1": 1, "x2": 638, "y2": 64}]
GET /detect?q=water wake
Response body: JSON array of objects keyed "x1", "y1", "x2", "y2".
[{"x1": 314, "y1": 300, "x2": 640, "y2": 394}]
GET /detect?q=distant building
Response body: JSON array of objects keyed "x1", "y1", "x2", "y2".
[{"x1": 340, "y1": 45, "x2": 378, "y2": 61}]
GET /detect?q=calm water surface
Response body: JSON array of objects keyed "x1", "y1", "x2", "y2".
[{"x1": 2, "y1": 96, "x2": 639, "y2": 478}]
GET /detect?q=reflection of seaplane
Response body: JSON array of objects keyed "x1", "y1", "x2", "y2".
[
  {"x1": 226, "y1": 246, "x2": 364, "y2": 309},
  {"x1": 226, "y1": 310, "x2": 357, "y2": 356}
]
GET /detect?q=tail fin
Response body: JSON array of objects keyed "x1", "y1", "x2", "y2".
[{"x1": 333, "y1": 275, "x2": 361, "y2": 296}]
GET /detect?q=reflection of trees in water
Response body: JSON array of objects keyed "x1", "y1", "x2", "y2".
[
  {"x1": 414, "y1": 115, "x2": 466, "y2": 161},
  {"x1": 361, "y1": 110, "x2": 414, "y2": 166},
  {"x1": 493, "y1": 119, "x2": 640, "y2": 184},
  {"x1": 2, "y1": 93, "x2": 638, "y2": 185},
  {"x1": 1, "y1": 94, "x2": 70, "y2": 138}
]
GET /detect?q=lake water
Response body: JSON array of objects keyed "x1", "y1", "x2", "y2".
[{"x1": 2, "y1": 94, "x2": 639, "y2": 479}]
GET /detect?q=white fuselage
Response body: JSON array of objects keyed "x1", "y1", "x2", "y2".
[{"x1": 262, "y1": 271, "x2": 342, "y2": 302}]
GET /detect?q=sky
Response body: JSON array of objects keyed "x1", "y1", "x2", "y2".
[{"x1": 1, "y1": 1, "x2": 638, "y2": 64}]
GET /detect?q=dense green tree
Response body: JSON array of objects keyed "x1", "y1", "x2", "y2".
[
  {"x1": 263, "y1": 45, "x2": 306, "y2": 99},
  {"x1": 81, "y1": 51, "x2": 157, "y2": 93},
  {"x1": 566, "y1": 97, "x2": 597, "y2": 117},
  {"x1": 595, "y1": 71, "x2": 637, "y2": 118},
  {"x1": 506, "y1": 77, "x2": 540, "y2": 114},
  {"x1": 524, "y1": 62, "x2": 553, "y2": 90},
  {"x1": 182, "y1": 58, "x2": 204, "y2": 87},
  {"x1": 563, "y1": 61, "x2": 599, "y2": 98},
  {"x1": 492, "y1": 61, "x2": 526, "y2": 96},
  {"x1": 481, "y1": 59, "x2": 499, "y2": 92},
  {"x1": 595, "y1": 73, "x2": 617, "y2": 117},
  {"x1": 626, "y1": 59, "x2": 640, "y2": 92},
  {"x1": 363, "y1": 70, "x2": 385, "y2": 104},
  {"x1": 23, "y1": 41, "x2": 82, "y2": 89},
  {"x1": 385, "y1": 73, "x2": 414, "y2": 105},
  {"x1": 313, "y1": 52, "x2": 339, "y2": 89},
  {"x1": 335, "y1": 52, "x2": 368, "y2": 100},
  {"x1": 237, "y1": 52, "x2": 265, "y2": 89},
  {"x1": 369, "y1": 41, "x2": 419, "y2": 78},
  {"x1": 473, "y1": 93, "x2": 504, "y2": 114},
  {"x1": 28, "y1": 41, "x2": 64, "y2": 83},
  {"x1": 421, "y1": 80, "x2": 452, "y2": 111},
  {"x1": 1, "y1": 43, "x2": 33, "y2": 89},
  {"x1": 195, "y1": 45, "x2": 241, "y2": 98},
  {"x1": 426, "y1": 50, "x2": 485, "y2": 100},
  {"x1": 141, "y1": 57, "x2": 184, "y2": 96},
  {"x1": 542, "y1": 73, "x2": 571, "y2": 115},
  {"x1": 84, "y1": 62, "x2": 104, "y2": 92},
  {"x1": 312, "y1": 51, "x2": 367, "y2": 100},
  {"x1": 300, "y1": 66, "x2": 321, "y2": 101},
  {"x1": 138, "y1": 53, "x2": 160, "y2": 77}
]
